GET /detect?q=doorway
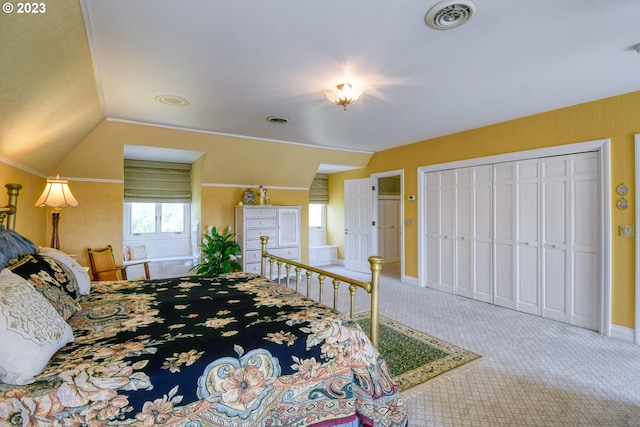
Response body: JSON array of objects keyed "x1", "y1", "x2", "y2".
[{"x1": 344, "y1": 170, "x2": 404, "y2": 280}]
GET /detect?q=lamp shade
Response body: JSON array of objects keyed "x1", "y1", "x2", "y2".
[{"x1": 35, "y1": 175, "x2": 79, "y2": 210}]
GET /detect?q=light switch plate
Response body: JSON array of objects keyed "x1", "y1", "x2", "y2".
[{"x1": 620, "y1": 225, "x2": 635, "y2": 237}]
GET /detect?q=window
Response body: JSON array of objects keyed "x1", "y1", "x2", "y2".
[
  {"x1": 309, "y1": 203, "x2": 326, "y2": 230},
  {"x1": 125, "y1": 202, "x2": 190, "y2": 238}
]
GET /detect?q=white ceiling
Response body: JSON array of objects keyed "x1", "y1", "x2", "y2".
[{"x1": 82, "y1": 0, "x2": 640, "y2": 154}]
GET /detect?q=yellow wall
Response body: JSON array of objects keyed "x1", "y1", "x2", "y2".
[
  {"x1": 328, "y1": 90, "x2": 640, "y2": 329},
  {"x1": 0, "y1": 162, "x2": 46, "y2": 242}
]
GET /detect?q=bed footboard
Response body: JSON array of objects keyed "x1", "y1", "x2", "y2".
[{"x1": 260, "y1": 235, "x2": 383, "y2": 348}]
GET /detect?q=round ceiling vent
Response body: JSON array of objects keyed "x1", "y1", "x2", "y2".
[
  {"x1": 155, "y1": 94, "x2": 190, "y2": 106},
  {"x1": 425, "y1": 0, "x2": 478, "y2": 30},
  {"x1": 266, "y1": 115, "x2": 290, "y2": 124}
]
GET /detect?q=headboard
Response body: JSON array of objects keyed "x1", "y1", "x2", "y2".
[{"x1": 0, "y1": 183, "x2": 22, "y2": 231}]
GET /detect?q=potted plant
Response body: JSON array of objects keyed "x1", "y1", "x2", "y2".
[{"x1": 191, "y1": 225, "x2": 242, "y2": 275}]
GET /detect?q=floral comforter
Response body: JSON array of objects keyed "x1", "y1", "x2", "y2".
[{"x1": 0, "y1": 273, "x2": 407, "y2": 426}]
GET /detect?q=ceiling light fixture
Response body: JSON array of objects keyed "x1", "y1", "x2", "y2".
[
  {"x1": 326, "y1": 83, "x2": 362, "y2": 111},
  {"x1": 425, "y1": 0, "x2": 478, "y2": 30}
]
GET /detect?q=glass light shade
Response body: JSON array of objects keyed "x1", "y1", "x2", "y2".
[
  {"x1": 35, "y1": 175, "x2": 79, "y2": 210},
  {"x1": 326, "y1": 83, "x2": 362, "y2": 110}
]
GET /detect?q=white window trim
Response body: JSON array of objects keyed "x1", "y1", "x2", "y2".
[{"x1": 124, "y1": 202, "x2": 191, "y2": 241}]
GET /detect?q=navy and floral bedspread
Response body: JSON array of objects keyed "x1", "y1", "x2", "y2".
[{"x1": 0, "y1": 273, "x2": 407, "y2": 426}]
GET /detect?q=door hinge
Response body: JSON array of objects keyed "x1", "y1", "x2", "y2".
[
  {"x1": 372, "y1": 221, "x2": 376, "y2": 226},
  {"x1": 372, "y1": 185, "x2": 376, "y2": 191}
]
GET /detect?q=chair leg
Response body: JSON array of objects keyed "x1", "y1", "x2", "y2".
[{"x1": 143, "y1": 263, "x2": 150, "y2": 280}]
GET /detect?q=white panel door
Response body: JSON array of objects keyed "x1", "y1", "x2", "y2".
[
  {"x1": 344, "y1": 178, "x2": 374, "y2": 273},
  {"x1": 516, "y1": 159, "x2": 541, "y2": 315},
  {"x1": 493, "y1": 163, "x2": 516, "y2": 309},
  {"x1": 570, "y1": 153, "x2": 600, "y2": 330},
  {"x1": 424, "y1": 170, "x2": 454, "y2": 293},
  {"x1": 378, "y1": 199, "x2": 400, "y2": 262},
  {"x1": 474, "y1": 165, "x2": 493, "y2": 303},
  {"x1": 440, "y1": 171, "x2": 456, "y2": 294},
  {"x1": 425, "y1": 173, "x2": 441, "y2": 289},
  {"x1": 542, "y1": 156, "x2": 569, "y2": 323},
  {"x1": 455, "y1": 168, "x2": 473, "y2": 298}
]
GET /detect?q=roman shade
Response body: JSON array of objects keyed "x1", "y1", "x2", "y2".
[
  {"x1": 309, "y1": 173, "x2": 328, "y2": 203},
  {"x1": 124, "y1": 160, "x2": 191, "y2": 203}
]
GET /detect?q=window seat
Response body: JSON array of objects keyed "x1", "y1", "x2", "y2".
[
  {"x1": 309, "y1": 245, "x2": 338, "y2": 267},
  {"x1": 124, "y1": 255, "x2": 194, "y2": 279}
]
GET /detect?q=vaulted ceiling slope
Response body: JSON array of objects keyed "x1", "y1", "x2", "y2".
[
  {"x1": 2, "y1": 0, "x2": 640, "y2": 175},
  {"x1": 0, "y1": 1, "x2": 103, "y2": 175}
]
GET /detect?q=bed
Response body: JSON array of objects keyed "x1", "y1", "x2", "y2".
[{"x1": 0, "y1": 183, "x2": 407, "y2": 426}]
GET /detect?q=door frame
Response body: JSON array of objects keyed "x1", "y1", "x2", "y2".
[
  {"x1": 418, "y1": 139, "x2": 611, "y2": 336},
  {"x1": 372, "y1": 170, "x2": 405, "y2": 282},
  {"x1": 634, "y1": 134, "x2": 640, "y2": 344}
]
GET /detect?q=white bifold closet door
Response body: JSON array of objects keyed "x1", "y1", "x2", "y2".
[{"x1": 424, "y1": 152, "x2": 600, "y2": 330}]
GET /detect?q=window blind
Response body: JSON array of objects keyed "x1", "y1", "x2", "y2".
[
  {"x1": 309, "y1": 173, "x2": 329, "y2": 203},
  {"x1": 124, "y1": 159, "x2": 192, "y2": 203}
]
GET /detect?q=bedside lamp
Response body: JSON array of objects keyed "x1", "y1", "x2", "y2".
[{"x1": 35, "y1": 175, "x2": 78, "y2": 249}]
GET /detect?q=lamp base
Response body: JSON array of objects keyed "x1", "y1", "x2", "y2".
[{"x1": 51, "y1": 211, "x2": 60, "y2": 249}]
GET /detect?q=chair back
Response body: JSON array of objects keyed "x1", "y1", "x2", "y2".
[{"x1": 87, "y1": 245, "x2": 122, "y2": 281}]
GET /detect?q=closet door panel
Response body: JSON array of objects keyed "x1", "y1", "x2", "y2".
[
  {"x1": 516, "y1": 160, "x2": 540, "y2": 315},
  {"x1": 455, "y1": 168, "x2": 473, "y2": 297},
  {"x1": 474, "y1": 166, "x2": 493, "y2": 302},
  {"x1": 570, "y1": 153, "x2": 600, "y2": 330},
  {"x1": 493, "y1": 163, "x2": 515, "y2": 309},
  {"x1": 542, "y1": 156, "x2": 569, "y2": 322},
  {"x1": 425, "y1": 174, "x2": 440, "y2": 288},
  {"x1": 440, "y1": 172, "x2": 455, "y2": 293}
]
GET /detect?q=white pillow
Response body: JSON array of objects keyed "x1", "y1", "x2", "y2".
[
  {"x1": 39, "y1": 247, "x2": 91, "y2": 295},
  {"x1": 0, "y1": 269, "x2": 74, "y2": 385}
]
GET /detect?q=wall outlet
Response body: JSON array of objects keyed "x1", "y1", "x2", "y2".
[{"x1": 620, "y1": 225, "x2": 635, "y2": 237}]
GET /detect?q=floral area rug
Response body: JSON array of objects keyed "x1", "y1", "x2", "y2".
[{"x1": 355, "y1": 313, "x2": 481, "y2": 391}]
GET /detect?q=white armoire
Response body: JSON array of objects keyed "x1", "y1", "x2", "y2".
[
  {"x1": 235, "y1": 206, "x2": 300, "y2": 275},
  {"x1": 424, "y1": 152, "x2": 600, "y2": 330}
]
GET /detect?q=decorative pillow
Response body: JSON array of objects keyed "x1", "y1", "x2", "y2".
[
  {"x1": 0, "y1": 269, "x2": 74, "y2": 385},
  {"x1": 0, "y1": 224, "x2": 37, "y2": 269},
  {"x1": 8, "y1": 253, "x2": 81, "y2": 320},
  {"x1": 39, "y1": 247, "x2": 91, "y2": 295}
]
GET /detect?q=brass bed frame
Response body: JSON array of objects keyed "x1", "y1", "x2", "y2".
[
  {"x1": 0, "y1": 183, "x2": 22, "y2": 231},
  {"x1": 260, "y1": 235, "x2": 383, "y2": 348}
]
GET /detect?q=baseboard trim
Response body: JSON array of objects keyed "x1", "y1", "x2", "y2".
[
  {"x1": 402, "y1": 275, "x2": 418, "y2": 286},
  {"x1": 610, "y1": 324, "x2": 635, "y2": 343}
]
